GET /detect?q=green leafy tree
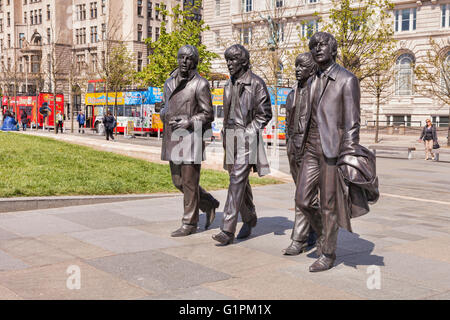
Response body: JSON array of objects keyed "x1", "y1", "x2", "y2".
[
  {"x1": 137, "y1": 0, "x2": 218, "y2": 87},
  {"x1": 415, "y1": 38, "x2": 450, "y2": 146}
]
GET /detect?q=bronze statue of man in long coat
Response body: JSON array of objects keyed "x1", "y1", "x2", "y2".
[{"x1": 160, "y1": 45, "x2": 220, "y2": 237}]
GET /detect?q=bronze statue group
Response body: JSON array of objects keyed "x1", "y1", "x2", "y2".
[{"x1": 159, "y1": 32, "x2": 379, "y2": 273}]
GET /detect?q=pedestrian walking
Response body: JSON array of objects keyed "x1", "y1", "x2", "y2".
[
  {"x1": 21, "y1": 109, "x2": 28, "y2": 131},
  {"x1": 56, "y1": 111, "x2": 64, "y2": 134},
  {"x1": 418, "y1": 119, "x2": 438, "y2": 160},
  {"x1": 77, "y1": 111, "x2": 86, "y2": 134},
  {"x1": 103, "y1": 111, "x2": 116, "y2": 141}
]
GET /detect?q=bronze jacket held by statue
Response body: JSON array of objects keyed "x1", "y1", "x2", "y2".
[{"x1": 160, "y1": 69, "x2": 214, "y2": 163}]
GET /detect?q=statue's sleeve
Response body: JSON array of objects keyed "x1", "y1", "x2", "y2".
[
  {"x1": 190, "y1": 78, "x2": 214, "y2": 126},
  {"x1": 341, "y1": 75, "x2": 361, "y2": 153}
]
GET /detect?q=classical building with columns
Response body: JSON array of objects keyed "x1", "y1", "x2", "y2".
[{"x1": 203, "y1": 0, "x2": 450, "y2": 128}]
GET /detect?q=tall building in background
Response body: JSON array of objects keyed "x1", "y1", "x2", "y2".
[
  {"x1": 0, "y1": 0, "x2": 184, "y2": 115},
  {"x1": 203, "y1": 0, "x2": 450, "y2": 127}
]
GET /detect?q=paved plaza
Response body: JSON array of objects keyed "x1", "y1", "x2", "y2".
[{"x1": 0, "y1": 131, "x2": 449, "y2": 299}]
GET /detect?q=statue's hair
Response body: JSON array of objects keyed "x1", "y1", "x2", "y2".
[
  {"x1": 295, "y1": 52, "x2": 318, "y2": 74},
  {"x1": 177, "y1": 45, "x2": 199, "y2": 67},
  {"x1": 224, "y1": 44, "x2": 250, "y2": 71},
  {"x1": 308, "y1": 32, "x2": 338, "y2": 61}
]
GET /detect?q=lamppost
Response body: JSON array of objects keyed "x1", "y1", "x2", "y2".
[{"x1": 260, "y1": 13, "x2": 280, "y2": 149}]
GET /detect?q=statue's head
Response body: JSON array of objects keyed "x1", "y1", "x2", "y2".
[
  {"x1": 295, "y1": 52, "x2": 318, "y2": 82},
  {"x1": 224, "y1": 44, "x2": 250, "y2": 78},
  {"x1": 308, "y1": 32, "x2": 338, "y2": 65},
  {"x1": 177, "y1": 45, "x2": 199, "y2": 74}
]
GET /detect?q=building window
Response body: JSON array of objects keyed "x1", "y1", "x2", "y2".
[
  {"x1": 161, "y1": 3, "x2": 166, "y2": 21},
  {"x1": 19, "y1": 33, "x2": 25, "y2": 48},
  {"x1": 39, "y1": 9, "x2": 42, "y2": 24},
  {"x1": 7, "y1": 12, "x2": 10, "y2": 27},
  {"x1": 102, "y1": 23, "x2": 106, "y2": 40},
  {"x1": 155, "y1": 3, "x2": 159, "y2": 20},
  {"x1": 0, "y1": 19, "x2": 3, "y2": 32},
  {"x1": 148, "y1": 1, "x2": 152, "y2": 19},
  {"x1": 155, "y1": 27, "x2": 159, "y2": 41},
  {"x1": 301, "y1": 20, "x2": 318, "y2": 39},
  {"x1": 7, "y1": 33, "x2": 10, "y2": 48},
  {"x1": 137, "y1": 24, "x2": 143, "y2": 41},
  {"x1": 101, "y1": 0, "x2": 106, "y2": 15},
  {"x1": 47, "y1": 5, "x2": 51, "y2": 20},
  {"x1": 148, "y1": 26, "x2": 152, "y2": 40},
  {"x1": 240, "y1": 27, "x2": 252, "y2": 45},
  {"x1": 395, "y1": 53, "x2": 414, "y2": 96},
  {"x1": 275, "y1": 0, "x2": 283, "y2": 8},
  {"x1": 441, "y1": 52, "x2": 450, "y2": 95},
  {"x1": 31, "y1": 55, "x2": 40, "y2": 73},
  {"x1": 90, "y1": 2, "x2": 98, "y2": 19},
  {"x1": 308, "y1": 0, "x2": 319, "y2": 3},
  {"x1": 137, "y1": 52, "x2": 143, "y2": 71},
  {"x1": 395, "y1": 8, "x2": 416, "y2": 32},
  {"x1": 242, "y1": 0, "x2": 252, "y2": 12},
  {"x1": 215, "y1": 0, "x2": 220, "y2": 16},
  {"x1": 138, "y1": 0, "x2": 143, "y2": 16},
  {"x1": 442, "y1": 4, "x2": 450, "y2": 28},
  {"x1": 47, "y1": 28, "x2": 51, "y2": 44},
  {"x1": 90, "y1": 26, "x2": 98, "y2": 43}
]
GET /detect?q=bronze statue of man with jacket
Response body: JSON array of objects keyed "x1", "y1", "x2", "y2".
[
  {"x1": 296, "y1": 32, "x2": 367, "y2": 272},
  {"x1": 283, "y1": 52, "x2": 319, "y2": 256},
  {"x1": 212, "y1": 44, "x2": 272, "y2": 245},
  {"x1": 160, "y1": 45, "x2": 219, "y2": 237}
]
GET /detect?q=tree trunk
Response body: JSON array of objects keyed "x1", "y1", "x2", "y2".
[{"x1": 375, "y1": 89, "x2": 380, "y2": 143}]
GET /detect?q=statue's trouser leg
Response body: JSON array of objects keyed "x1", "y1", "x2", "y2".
[
  {"x1": 222, "y1": 162, "x2": 255, "y2": 235},
  {"x1": 169, "y1": 161, "x2": 200, "y2": 226},
  {"x1": 296, "y1": 129, "x2": 339, "y2": 257},
  {"x1": 198, "y1": 186, "x2": 219, "y2": 212}
]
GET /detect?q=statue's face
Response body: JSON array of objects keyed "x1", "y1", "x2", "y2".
[
  {"x1": 310, "y1": 37, "x2": 333, "y2": 66},
  {"x1": 177, "y1": 52, "x2": 195, "y2": 74},
  {"x1": 226, "y1": 53, "x2": 246, "y2": 78},
  {"x1": 295, "y1": 59, "x2": 313, "y2": 82}
]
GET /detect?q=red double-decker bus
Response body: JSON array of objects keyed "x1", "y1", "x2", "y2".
[{"x1": 2, "y1": 93, "x2": 64, "y2": 128}]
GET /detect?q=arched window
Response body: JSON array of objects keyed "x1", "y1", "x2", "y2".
[
  {"x1": 442, "y1": 51, "x2": 450, "y2": 94},
  {"x1": 395, "y1": 53, "x2": 414, "y2": 96}
]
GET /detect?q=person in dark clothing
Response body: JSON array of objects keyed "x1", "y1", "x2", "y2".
[
  {"x1": 21, "y1": 110, "x2": 28, "y2": 131},
  {"x1": 103, "y1": 111, "x2": 116, "y2": 140},
  {"x1": 77, "y1": 111, "x2": 86, "y2": 134},
  {"x1": 419, "y1": 119, "x2": 438, "y2": 160},
  {"x1": 1, "y1": 111, "x2": 18, "y2": 131}
]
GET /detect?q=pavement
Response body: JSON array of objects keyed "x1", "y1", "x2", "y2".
[{"x1": 0, "y1": 129, "x2": 449, "y2": 299}]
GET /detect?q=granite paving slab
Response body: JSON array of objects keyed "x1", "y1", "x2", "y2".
[
  {"x1": 87, "y1": 250, "x2": 231, "y2": 294},
  {"x1": 0, "y1": 214, "x2": 89, "y2": 237},
  {"x1": 0, "y1": 238, "x2": 76, "y2": 267},
  {"x1": 0, "y1": 249, "x2": 29, "y2": 271},
  {"x1": 0, "y1": 261, "x2": 150, "y2": 299},
  {"x1": 69, "y1": 227, "x2": 181, "y2": 254}
]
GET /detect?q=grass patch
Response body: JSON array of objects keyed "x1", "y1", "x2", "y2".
[{"x1": 0, "y1": 132, "x2": 281, "y2": 198}]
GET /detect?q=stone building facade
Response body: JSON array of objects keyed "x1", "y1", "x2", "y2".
[
  {"x1": 203, "y1": 0, "x2": 450, "y2": 128},
  {"x1": 0, "y1": 0, "x2": 184, "y2": 116}
]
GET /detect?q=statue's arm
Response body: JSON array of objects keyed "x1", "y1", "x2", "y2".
[{"x1": 342, "y1": 75, "x2": 361, "y2": 151}]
